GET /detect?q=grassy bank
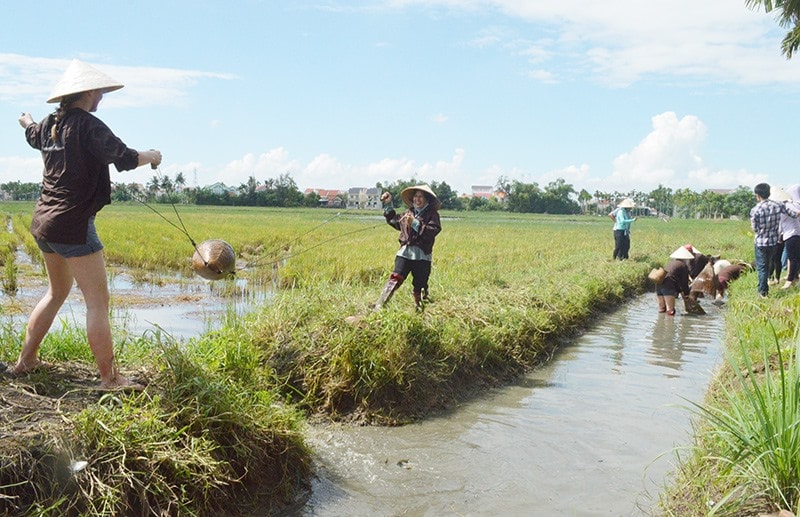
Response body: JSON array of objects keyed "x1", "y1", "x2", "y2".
[
  {"x1": 659, "y1": 274, "x2": 800, "y2": 515},
  {"x1": 0, "y1": 324, "x2": 311, "y2": 516},
  {"x1": 1, "y1": 203, "x2": 757, "y2": 513}
]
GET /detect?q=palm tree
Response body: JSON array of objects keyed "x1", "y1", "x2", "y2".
[
  {"x1": 578, "y1": 189, "x2": 592, "y2": 214},
  {"x1": 746, "y1": 0, "x2": 800, "y2": 58},
  {"x1": 146, "y1": 175, "x2": 160, "y2": 200}
]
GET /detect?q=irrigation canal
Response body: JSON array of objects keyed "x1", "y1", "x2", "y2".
[{"x1": 295, "y1": 295, "x2": 724, "y2": 516}]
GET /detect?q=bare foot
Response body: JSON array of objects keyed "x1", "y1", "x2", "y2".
[
  {"x1": 10, "y1": 359, "x2": 51, "y2": 376},
  {"x1": 99, "y1": 374, "x2": 145, "y2": 392}
]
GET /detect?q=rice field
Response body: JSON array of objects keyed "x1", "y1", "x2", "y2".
[{"x1": 3, "y1": 201, "x2": 798, "y2": 514}]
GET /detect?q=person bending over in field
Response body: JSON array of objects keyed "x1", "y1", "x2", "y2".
[
  {"x1": 375, "y1": 185, "x2": 442, "y2": 311},
  {"x1": 14, "y1": 59, "x2": 162, "y2": 390},
  {"x1": 656, "y1": 246, "x2": 694, "y2": 316}
]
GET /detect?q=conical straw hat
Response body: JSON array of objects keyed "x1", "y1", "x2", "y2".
[
  {"x1": 670, "y1": 246, "x2": 695, "y2": 260},
  {"x1": 400, "y1": 184, "x2": 441, "y2": 210},
  {"x1": 617, "y1": 198, "x2": 635, "y2": 208},
  {"x1": 770, "y1": 186, "x2": 791, "y2": 202},
  {"x1": 47, "y1": 59, "x2": 124, "y2": 103},
  {"x1": 191, "y1": 239, "x2": 236, "y2": 280}
]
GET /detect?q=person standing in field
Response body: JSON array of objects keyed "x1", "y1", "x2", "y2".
[
  {"x1": 13, "y1": 59, "x2": 162, "y2": 390},
  {"x1": 656, "y1": 246, "x2": 694, "y2": 316},
  {"x1": 375, "y1": 185, "x2": 442, "y2": 310},
  {"x1": 779, "y1": 184, "x2": 800, "y2": 290},
  {"x1": 768, "y1": 186, "x2": 791, "y2": 286},
  {"x1": 609, "y1": 198, "x2": 636, "y2": 260},
  {"x1": 750, "y1": 182, "x2": 799, "y2": 298}
]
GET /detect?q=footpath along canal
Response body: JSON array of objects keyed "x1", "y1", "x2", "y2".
[{"x1": 296, "y1": 295, "x2": 725, "y2": 516}]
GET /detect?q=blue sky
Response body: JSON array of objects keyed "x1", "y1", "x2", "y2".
[{"x1": 1, "y1": 1, "x2": 799, "y2": 197}]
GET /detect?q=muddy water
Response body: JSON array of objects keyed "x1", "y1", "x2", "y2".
[
  {"x1": 3, "y1": 270, "x2": 264, "y2": 340},
  {"x1": 299, "y1": 296, "x2": 725, "y2": 516}
]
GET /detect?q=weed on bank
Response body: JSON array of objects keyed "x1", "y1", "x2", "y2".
[{"x1": 660, "y1": 278, "x2": 800, "y2": 516}]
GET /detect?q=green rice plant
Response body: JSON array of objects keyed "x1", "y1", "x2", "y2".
[
  {"x1": 11, "y1": 213, "x2": 41, "y2": 270},
  {"x1": 1, "y1": 244, "x2": 18, "y2": 295},
  {"x1": 682, "y1": 328, "x2": 800, "y2": 514}
]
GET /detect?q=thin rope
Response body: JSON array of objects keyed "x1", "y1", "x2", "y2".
[
  {"x1": 115, "y1": 175, "x2": 384, "y2": 275},
  {"x1": 114, "y1": 169, "x2": 214, "y2": 272},
  {"x1": 238, "y1": 221, "x2": 383, "y2": 271}
]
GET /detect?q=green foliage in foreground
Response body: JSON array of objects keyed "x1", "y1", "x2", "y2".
[
  {"x1": 0, "y1": 327, "x2": 310, "y2": 516},
  {"x1": 660, "y1": 280, "x2": 800, "y2": 516}
]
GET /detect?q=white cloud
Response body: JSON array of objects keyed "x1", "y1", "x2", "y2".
[
  {"x1": 612, "y1": 111, "x2": 707, "y2": 184},
  {"x1": 391, "y1": 0, "x2": 799, "y2": 87},
  {"x1": 0, "y1": 53, "x2": 235, "y2": 108},
  {"x1": 0, "y1": 156, "x2": 42, "y2": 184},
  {"x1": 203, "y1": 147, "x2": 476, "y2": 193},
  {"x1": 526, "y1": 69, "x2": 556, "y2": 83}
]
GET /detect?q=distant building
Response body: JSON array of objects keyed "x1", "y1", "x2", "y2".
[
  {"x1": 347, "y1": 187, "x2": 381, "y2": 209},
  {"x1": 206, "y1": 182, "x2": 232, "y2": 196},
  {"x1": 471, "y1": 185, "x2": 505, "y2": 201},
  {"x1": 304, "y1": 188, "x2": 344, "y2": 208}
]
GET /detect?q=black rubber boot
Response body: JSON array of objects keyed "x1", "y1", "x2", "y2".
[
  {"x1": 374, "y1": 273, "x2": 404, "y2": 310},
  {"x1": 413, "y1": 290, "x2": 423, "y2": 311}
]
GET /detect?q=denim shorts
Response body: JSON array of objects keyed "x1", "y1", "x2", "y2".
[
  {"x1": 655, "y1": 284, "x2": 678, "y2": 296},
  {"x1": 36, "y1": 217, "x2": 104, "y2": 258}
]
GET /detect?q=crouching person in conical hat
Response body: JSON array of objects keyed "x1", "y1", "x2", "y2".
[
  {"x1": 656, "y1": 246, "x2": 694, "y2": 316},
  {"x1": 375, "y1": 185, "x2": 442, "y2": 311}
]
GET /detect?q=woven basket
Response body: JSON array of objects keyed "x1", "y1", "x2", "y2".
[{"x1": 648, "y1": 267, "x2": 666, "y2": 285}]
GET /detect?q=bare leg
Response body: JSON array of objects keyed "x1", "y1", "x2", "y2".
[
  {"x1": 664, "y1": 295, "x2": 676, "y2": 315},
  {"x1": 14, "y1": 252, "x2": 73, "y2": 373},
  {"x1": 70, "y1": 251, "x2": 139, "y2": 389},
  {"x1": 656, "y1": 295, "x2": 666, "y2": 312}
]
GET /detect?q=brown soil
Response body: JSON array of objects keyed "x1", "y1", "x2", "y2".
[{"x1": 0, "y1": 361, "x2": 148, "y2": 451}]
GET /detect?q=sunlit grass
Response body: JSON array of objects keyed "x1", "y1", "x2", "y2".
[{"x1": 660, "y1": 277, "x2": 800, "y2": 516}]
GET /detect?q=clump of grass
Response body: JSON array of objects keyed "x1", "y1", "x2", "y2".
[
  {"x1": 681, "y1": 327, "x2": 800, "y2": 514},
  {"x1": 0, "y1": 334, "x2": 311, "y2": 516},
  {"x1": 1, "y1": 243, "x2": 18, "y2": 295}
]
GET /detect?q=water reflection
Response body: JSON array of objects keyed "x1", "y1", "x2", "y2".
[
  {"x1": 2, "y1": 270, "x2": 267, "y2": 341},
  {"x1": 646, "y1": 312, "x2": 715, "y2": 375},
  {"x1": 299, "y1": 295, "x2": 724, "y2": 516}
]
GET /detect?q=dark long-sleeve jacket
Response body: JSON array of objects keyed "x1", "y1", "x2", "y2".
[
  {"x1": 384, "y1": 205, "x2": 441, "y2": 255},
  {"x1": 663, "y1": 259, "x2": 691, "y2": 296},
  {"x1": 25, "y1": 108, "x2": 139, "y2": 244}
]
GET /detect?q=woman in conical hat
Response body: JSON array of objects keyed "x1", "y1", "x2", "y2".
[
  {"x1": 375, "y1": 185, "x2": 442, "y2": 310},
  {"x1": 13, "y1": 59, "x2": 163, "y2": 391},
  {"x1": 609, "y1": 198, "x2": 637, "y2": 260},
  {"x1": 655, "y1": 246, "x2": 695, "y2": 316}
]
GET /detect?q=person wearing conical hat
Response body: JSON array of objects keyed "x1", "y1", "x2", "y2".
[
  {"x1": 655, "y1": 246, "x2": 695, "y2": 315},
  {"x1": 13, "y1": 59, "x2": 163, "y2": 391},
  {"x1": 609, "y1": 198, "x2": 637, "y2": 260},
  {"x1": 375, "y1": 184, "x2": 442, "y2": 310}
]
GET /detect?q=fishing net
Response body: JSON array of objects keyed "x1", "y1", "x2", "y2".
[{"x1": 191, "y1": 239, "x2": 236, "y2": 280}]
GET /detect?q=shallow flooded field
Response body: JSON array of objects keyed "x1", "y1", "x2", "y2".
[
  {"x1": 2, "y1": 264, "x2": 263, "y2": 341},
  {"x1": 298, "y1": 295, "x2": 724, "y2": 516}
]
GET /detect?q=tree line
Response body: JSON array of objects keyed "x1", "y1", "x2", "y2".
[{"x1": 0, "y1": 174, "x2": 760, "y2": 219}]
